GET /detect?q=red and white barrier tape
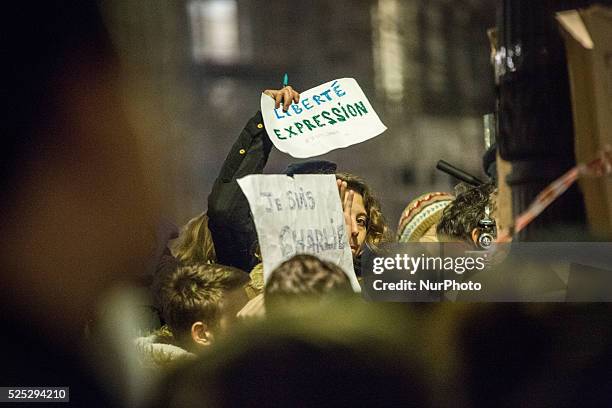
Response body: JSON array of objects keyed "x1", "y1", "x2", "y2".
[{"x1": 497, "y1": 146, "x2": 612, "y2": 242}]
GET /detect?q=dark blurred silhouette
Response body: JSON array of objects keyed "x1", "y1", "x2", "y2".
[
  {"x1": 1, "y1": 1, "x2": 159, "y2": 406},
  {"x1": 151, "y1": 298, "x2": 439, "y2": 408},
  {"x1": 452, "y1": 303, "x2": 612, "y2": 407}
]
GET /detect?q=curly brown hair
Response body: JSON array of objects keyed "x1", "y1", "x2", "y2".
[
  {"x1": 436, "y1": 182, "x2": 497, "y2": 243},
  {"x1": 335, "y1": 172, "x2": 393, "y2": 251}
]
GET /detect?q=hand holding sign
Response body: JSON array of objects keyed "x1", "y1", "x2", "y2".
[
  {"x1": 263, "y1": 86, "x2": 300, "y2": 111},
  {"x1": 261, "y1": 78, "x2": 387, "y2": 158},
  {"x1": 237, "y1": 174, "x2": 360, "y2": 292}
]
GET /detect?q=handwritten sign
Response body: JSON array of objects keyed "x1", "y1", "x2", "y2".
[
  {"x1": 237, "y1": 174, "x2": 360, "y2": 291},
  {"x1": 261, "y1": 78, "x2": 387, "y2": 158}
]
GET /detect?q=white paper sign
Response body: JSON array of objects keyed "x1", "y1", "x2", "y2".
[
  {"x1": 261, "y1": 78, "x2": 387, "y2": 158},
  {"x1": 237, "y1": 174, "x2": 360, "y2": 291}
]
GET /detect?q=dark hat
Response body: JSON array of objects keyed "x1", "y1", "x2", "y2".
[{"x1": 285, "y1": 160, "x2": 337, "y2": 177}]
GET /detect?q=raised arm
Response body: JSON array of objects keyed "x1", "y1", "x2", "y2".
[{"x1": 207, "y1": 87, "x2": 299, "y2": 272}]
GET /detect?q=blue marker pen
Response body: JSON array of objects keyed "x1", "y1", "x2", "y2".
[{"x1": 280, "y1": 73, "x2": 290, "y2": 112}]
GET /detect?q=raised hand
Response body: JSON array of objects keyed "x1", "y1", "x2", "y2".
[{"x1": 263, "y1": 86, "x2": 300, "y2": 111}]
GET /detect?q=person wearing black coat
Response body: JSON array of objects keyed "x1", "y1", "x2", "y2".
[
  {"x1": 207, "y1": 87, "x2": 391, "y2": 278},
  {"x1": 207, "y1": 110, "x2": 272, "y2": 273}
]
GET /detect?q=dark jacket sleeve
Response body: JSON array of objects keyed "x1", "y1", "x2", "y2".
[{"x1": 207, "y1": 111, "x2": 273, "y2": 272}]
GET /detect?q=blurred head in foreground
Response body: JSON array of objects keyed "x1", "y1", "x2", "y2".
[
  {"x1": 159, "y1": 264, "x2": 249, "y2": 351},
  {"x1": 152, "y1": 298, "x2": 440, "y2": 408},
  {"x1": 1, "y1": 0, "x2": 159, "y2": 343},
  {"x1": 264, "y1": 254, "x2": 353, "y2": 313},
  {"x1": 1, "y1": 2, "x2": 161, "y2": 406},
  {"x1": 451, "y1": 303, "x2": 612, "y2": 407}
]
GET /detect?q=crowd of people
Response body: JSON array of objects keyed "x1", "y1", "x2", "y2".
[
  {"x1": 3, "y1": 1, "x2": 612, "y2": 407},
  {"x1": 131, "y1": 82, "x2": 609, "y2": 406}
]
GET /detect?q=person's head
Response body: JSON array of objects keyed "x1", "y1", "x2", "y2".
[
  {"x1": 436, "y1": 182, "x2": 497, "y2": 248},
  {"x1": 171, "y1": 213, "x2": 216, "y2": 265},
  {"x1": 398, "y1": 192, "x2": 455, "y2": 243},
  {"x1": 153, "y1": 298, "x2": 434, "y2": 408},
  {"x1": 1, "y1": 1, "x2": 159, "y2": 341},
  {"x1": 335, "y1": 172, "x2": 391, "y2": 256},
  {"x1": 159, "y1": 264, "x2": 249, "y2": 351},
  {"x1": 265, "y1": 254, "x2": 352, "y2": 312}
]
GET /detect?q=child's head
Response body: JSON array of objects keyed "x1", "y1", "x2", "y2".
[{"x1": 159, "y1": 264, "x2": 249, "y2": 350}]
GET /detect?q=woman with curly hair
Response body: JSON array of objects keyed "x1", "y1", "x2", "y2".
[
  {"x1": 335, "y1": 173, "x2": 392, "y2": 256},
  {"x1": 208, "y1": 86, "x2": 392, "y2": 279},
  {"x1": 335, "y1": 172, "x2": 393, "y2": 275}
]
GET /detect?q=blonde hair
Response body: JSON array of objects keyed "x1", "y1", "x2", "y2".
[{"x1": 171, "y1": 213, "x2": 216, "y2": 265}]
